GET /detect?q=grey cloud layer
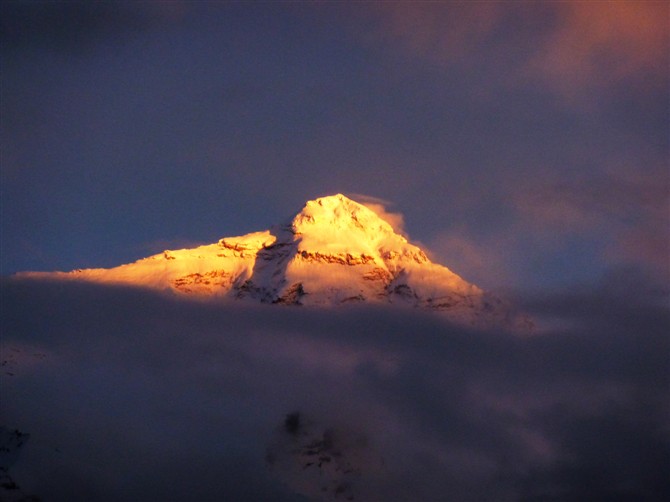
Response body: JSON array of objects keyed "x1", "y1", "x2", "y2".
[{"x1": 1, "y1": 276, "x2": 668, "y2": 500}]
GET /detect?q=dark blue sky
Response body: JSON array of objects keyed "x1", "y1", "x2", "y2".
[{"x1": 2, "y1": 1, "x2": 668, "y2": 291}]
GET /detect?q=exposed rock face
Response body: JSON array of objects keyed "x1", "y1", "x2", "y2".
[
  {"x1": 297, "y1": 251, "x2": 376, "y2": 266},
  {"x1": 16, "y1": 194, "x2": 528, "y2": 329}
]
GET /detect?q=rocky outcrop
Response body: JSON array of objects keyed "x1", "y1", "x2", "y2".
[
  {"x1": 297, "y1": 251, "x2": 376, "y2": 266},
  {"x1": 172, "y1": 270, "x2": 233, "y2": 293}
]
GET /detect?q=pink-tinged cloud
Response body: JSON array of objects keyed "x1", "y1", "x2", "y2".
[
  {"x1": 511, "y1": 169, "x2": 668, "y2": 231},
  {"x1": 367, "y1": 1, "x2": 502, "y2": 64},
  {"x1": 510, "y1": 165, "x2": 670, "y2": 279},
  {"x1": 427, "y1": 231, "x2": 513, "y2": 290},
  {"x1": 607, "y1": 225, "x2": 670, "y2": 280},
  {"x1": 526, "y1": 1, "x2": 669, "y2": 96},
  {"x1": 421, "y1": 157, "x2": 669, "y2": 289},
  {"x1": 362, "y1": 1, "x2": 668, "y2": 98}
]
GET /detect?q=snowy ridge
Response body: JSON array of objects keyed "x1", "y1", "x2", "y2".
[{"x1": 17, "y1": 194, "x2": 526, "y2": 329}]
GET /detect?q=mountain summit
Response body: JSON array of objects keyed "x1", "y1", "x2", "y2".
[{"x1": 18, "y1": 194, "x2": 524, "y2": 328}]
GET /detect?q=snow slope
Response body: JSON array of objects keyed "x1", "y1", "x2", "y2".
[{"x1": 17, "y1": 194, "x2": 524, "y2": 328}]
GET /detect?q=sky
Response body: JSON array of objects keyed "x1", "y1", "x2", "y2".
[
  {"x1": 1, "y1": 2, "x2": 669, "y2": 501},
  {"x1": 1, "y1": 0, "x2": 668, "y2": 292}
]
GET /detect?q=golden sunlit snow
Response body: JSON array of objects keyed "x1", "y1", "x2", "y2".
[{"x1": 17, "y1": 194, "x2": 522, "y2": 328}]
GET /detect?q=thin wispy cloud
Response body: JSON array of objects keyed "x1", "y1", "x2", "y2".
[
  {"x1": 347, "y1": 193, "x2": 407, "y2": 236},
  {"x1": 360, "y1": 1, "x2": 668, "y2": 100}
]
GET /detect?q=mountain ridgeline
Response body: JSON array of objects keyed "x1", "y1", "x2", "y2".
[{"x1": 18, "y1": 194, "x2": 528, "y2": 329}]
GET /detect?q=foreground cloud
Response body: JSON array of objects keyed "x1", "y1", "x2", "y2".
[{"x1": 1, "y1": 274, "x2": 668, "y2": 500}]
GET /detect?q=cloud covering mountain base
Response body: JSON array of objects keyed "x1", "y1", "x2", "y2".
[{"x1": 1, "y1": 276, "x2": 668, "y2": 501}]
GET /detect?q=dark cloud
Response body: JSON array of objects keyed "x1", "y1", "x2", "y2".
[{"x1": 1, "y1": 275, "x2": 668, "y2": 500}]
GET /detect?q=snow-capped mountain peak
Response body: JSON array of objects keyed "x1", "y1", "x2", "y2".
[
  {"x1": 16, "y1": 194, "x2": 527, "y2": 329},
  {"x1": 293, "y1": 194, "x2": 398, "y2": 248},
  {"x1": 289, "y1": 194, "x2": 425, "y2": 264}
]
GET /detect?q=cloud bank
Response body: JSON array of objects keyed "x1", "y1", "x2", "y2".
[
  {"x1": 1, "y1": 275, "x2": 668, "y2": 500},
  {"x1": 364, "y1": 1, "x2": 668, "y2": 99}
]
